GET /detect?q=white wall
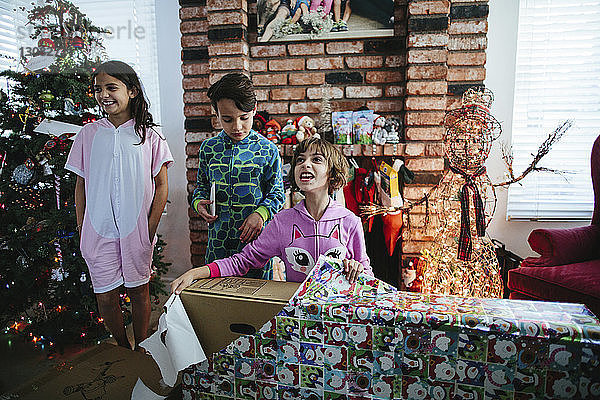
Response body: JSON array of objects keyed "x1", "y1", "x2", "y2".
[
  {"x1": 155, "y1": 1, "x2": 192, "y2": 279},
  {"x1": 485, "y1": 0, "x2": 587, "y2": 258}
]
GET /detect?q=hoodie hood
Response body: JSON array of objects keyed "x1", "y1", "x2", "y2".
[{"x1": 293, "y1": 199, "x2": 355, "y2": 222}]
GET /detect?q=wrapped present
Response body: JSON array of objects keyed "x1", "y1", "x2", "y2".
[{"x1": 182, "y1": 256, "x2": 600, "y2": 399}]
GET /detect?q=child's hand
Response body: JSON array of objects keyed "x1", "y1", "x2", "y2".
[
  {"x1": 239, "y1": 212, "x2": 264, "y2": 243},
  {"x1": 343, "y1": 259, "x2": 365, "y2": 283},
  {"x1": 170, "y1": 266, "x2": 210, "y2": 295},
  {"x1": 195, "y1": 199, "x2": 218, "y2": 224}
]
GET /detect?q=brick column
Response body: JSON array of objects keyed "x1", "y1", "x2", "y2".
[
  {"x1": 180, "y1": 0, "x2": 209, "y2": 266},
  {"x1": 182, "y1": 0, "x2": 251, "y2": 266},
  {"x1": 447, "y1": 2, "x2": 489, "y2": 104},
  {"x1": 402, "y1": 0, "x2": 450, "y2": 256}
]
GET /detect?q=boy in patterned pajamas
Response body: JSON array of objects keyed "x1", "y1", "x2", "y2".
[{"x1": 191, "y1": 73, "x2": 284, "y2": 279}]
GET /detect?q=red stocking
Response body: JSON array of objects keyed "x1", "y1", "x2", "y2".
[{"x1": 381, "y1": 211, "x2": 403, "y2": 257}]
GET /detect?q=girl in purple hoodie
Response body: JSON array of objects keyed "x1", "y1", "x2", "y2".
[{"x1": 172, "y1": 137, "x2": 372, "y2": 293}]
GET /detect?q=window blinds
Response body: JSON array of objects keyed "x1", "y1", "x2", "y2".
[
  {"x1": 0, "y1": 1, "x2": 160, "y2": 121},
  {"x1": 0, "y1": 0, "x2": 31, "y2": 72},
  {"x1": 71, "y1": 0, "x2": 161, "y2": 121},
  {"x1": 507, "y1": 0, "x2": 600, "y2": 220}
]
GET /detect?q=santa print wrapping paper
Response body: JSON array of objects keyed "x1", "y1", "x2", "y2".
[{"x1": 182, "y1": 256, "x2": 600, "y2": 399}]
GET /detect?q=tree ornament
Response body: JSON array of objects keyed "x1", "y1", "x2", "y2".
[
  {"x1": 64, "y1": 98, "x2": 82, "y2": 115},
  {"x1": 19, "y1": 106, "x2": 33, "y2": 129},
  {"x1": 37, "y1": 28, "x2": 55, "y2": 49},
  {"x1": 82, "y1": 112, "x2": 96, "y2": 125},
  {"x1": 37, "y1": 245, "x2": 50, "y2": 257},
  {"x1": 17, "y1": 255, "x2": 29, "y2": 269},
  {"x1": 39, "y1": 90, "x2": 55, "y2": 108},
  {"x1": 12, "y1": 159, "x2": 35, "y2": 185},
  {"x1": 70, "y1": 29, "x2": 85, "y2": 49},
  {"x1": 0, "y1": 150, "x2": 7, "y2": 176},
  {"x1": 51, "y1": 267, "x2": 65, "y2": 281},
  {"x1": 80, "y1": 272, "x2": 87, "y2": 282}
]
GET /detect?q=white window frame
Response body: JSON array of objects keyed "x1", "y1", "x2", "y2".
[{"x1": 507, "y1": 0, "x2": 600, "y2": 221}]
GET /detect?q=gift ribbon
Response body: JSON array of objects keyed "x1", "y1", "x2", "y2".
[{"x1": 449, "y1": 165, "x2": 486, "y2": 261}]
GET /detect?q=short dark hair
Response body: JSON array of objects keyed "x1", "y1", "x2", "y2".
[
  {"x1": 207, "y1": 73, "x2": 256, "y2": 113},
  {"x1": 289, "y1": 137, "x2": 349, "y2": 195}
]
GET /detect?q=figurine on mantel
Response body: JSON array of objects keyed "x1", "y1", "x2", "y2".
[
  {"x1": 384, "y1": 117, "x2": 401, "y2": 144},
  {"x1": 264, "y1": 119, "x2": 281, "y2": 143},
  {"x1": 372, "y1": 114, "x2": 387, "y2": 145},
  {"x1": 280, "y1": 119, "x2": 297, "y2": 144},
  {"x1": 295, "y1": 115, "x2": 318, "y2": 142},
  {"x1": 372, "y1": 114, "x2": 401, "y2": 145}
]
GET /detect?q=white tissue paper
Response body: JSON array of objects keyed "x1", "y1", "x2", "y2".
[
  {"x1": 140, "y1": 294, "x2": 206, "y2": 387},
  {"x1": 130, "y1": 378, "x2": 167, "y2": 400}
]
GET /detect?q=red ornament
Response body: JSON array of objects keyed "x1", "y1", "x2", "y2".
[
  {"x1": 38, "y1": 28, "x2": 55, "y2": 49},
  {"x1": 82, "y1": 112, "x2": 96, "y2": 125},
  {"x1": 70, "y1": 31, "x2": 84, "y2": 49}
]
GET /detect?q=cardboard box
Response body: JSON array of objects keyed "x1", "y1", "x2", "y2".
[
  {"x1": 180, "y1": 277, "x2": 300, "y2": 357},
  {"x1": 12, "y1": 343, "x2": 171, "y2": 400}
]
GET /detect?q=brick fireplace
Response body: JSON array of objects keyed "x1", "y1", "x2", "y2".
[{"x1": 179, "y1": 0, "x2": 489, "y2": 271}]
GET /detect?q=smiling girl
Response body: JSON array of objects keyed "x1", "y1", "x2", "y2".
[
  {"x1": 172, "y1": 137, "x2": 372, "y2": 294},
  {"x1": 66, "y1": 60, "x2": 173, "y2": 350}
]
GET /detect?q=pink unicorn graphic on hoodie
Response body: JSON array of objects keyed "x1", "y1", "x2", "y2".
[{"x1": 207, "y1": 199, "x2": 372, "y2": 282}]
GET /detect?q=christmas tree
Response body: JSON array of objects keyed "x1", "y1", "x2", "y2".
[{"x1": 0, "y1": 0, "x2": 170, "y2": 351}]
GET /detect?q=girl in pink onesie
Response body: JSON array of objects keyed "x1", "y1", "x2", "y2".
[
  {"x1": 66, "y1": 61, "x2": 173, "y2": 351},
  {"x1": 172, "y1": 137, "x2": 371, "y2": 294}
]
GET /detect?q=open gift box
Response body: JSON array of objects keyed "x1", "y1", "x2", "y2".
[{"x1": 180, "y1": 257, "x2": 600, "y2": 399}]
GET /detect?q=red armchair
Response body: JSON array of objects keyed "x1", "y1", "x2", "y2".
[{"x1": 507, "y1": 134, "x2": 600, "y2": 317}]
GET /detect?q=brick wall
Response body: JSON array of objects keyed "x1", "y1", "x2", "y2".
[{"x1": 179, "y1": 0, "x2": 489, "y2": 269}]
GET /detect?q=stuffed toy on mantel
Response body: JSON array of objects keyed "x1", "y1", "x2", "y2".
[
  {"x1": 280, "y1": 119, "x2": 297, "y2": 144},
  {"x1": 295, "y1": 115, "x2": 319, "y2": 142}
]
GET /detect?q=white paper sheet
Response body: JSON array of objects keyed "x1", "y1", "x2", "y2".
[
  {"x1": 33, "y1": 118, "x2": 81, "y2": 138},
  {"x1": 25, "y1": 55, "x2": 55, "y2": 71},
  {"x1": 209, "y1": 181, "x2": 216, "y2": 216},
  {"x1": 140, "y1": 294, "x2": 207, "y2": 387},
  {"x1": 130, "y1": 378, "x2": 167, "y2": 400}
]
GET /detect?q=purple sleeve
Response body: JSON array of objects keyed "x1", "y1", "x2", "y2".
[
  {"x1": 65, "y1": 126, "x2": 87, "y2": 177},
  {"x1": 150, "y1": 128, "x2": 174, "y2": 177},
  {"x1": 215, "y1": 216, "x2": 282, "y2": 277},
  {"x1": 347, "y1": 216, "x2": 373, "y2": 276}
]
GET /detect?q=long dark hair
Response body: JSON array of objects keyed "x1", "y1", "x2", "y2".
[{"x1": 92, "y1": 60, "x2": 157, "y2": 144}]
